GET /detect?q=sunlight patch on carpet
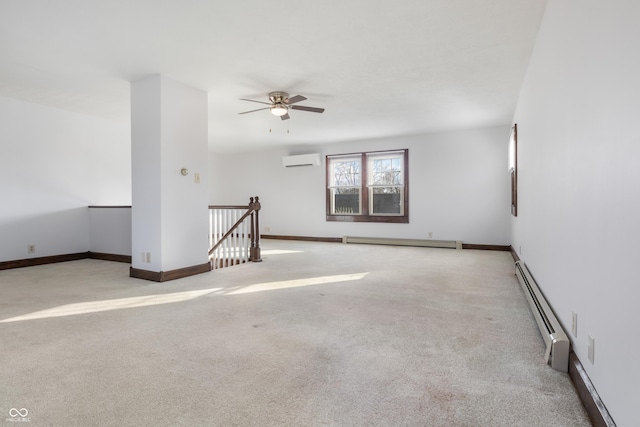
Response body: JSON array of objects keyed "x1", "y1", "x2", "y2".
[
  {"x1": 225, "y1": 272, "x2": 369, "y2": 295},
  {"x1": 0, "y1": 288, "x2": 221, "y2": 323}
]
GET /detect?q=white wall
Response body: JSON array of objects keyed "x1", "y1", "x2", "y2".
[
  {"x1": 130, "y1": 76, "x2": 162, "y2": 270},
  {"x1": 512, "y1": 1, "x2": 640, "y2": 425},
  {"x1": 0, "y1": 96, "x2": 130, "y2": 262},
  {"x1": 159, "y1": 76, "x2": 209, "y2": 271},
  {"x1": 131, "y1": 75, "x2": 209, "y2": 272},
  {"x1": 210, "y1": 126, "x2": 511, "y2": 245}
]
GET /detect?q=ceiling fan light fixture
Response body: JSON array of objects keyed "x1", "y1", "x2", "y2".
[{"x1": 270, "y1": 105, "x2": 288, "y2": 116}]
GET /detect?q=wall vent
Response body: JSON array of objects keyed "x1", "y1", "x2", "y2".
[
  {"x1": 515, "y1": 261, "x2": 569, "y2": 372},
  {"x1": 282, "y1": 153, "x2": 321, "y2": 167}
]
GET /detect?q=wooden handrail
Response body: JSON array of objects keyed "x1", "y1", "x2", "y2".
[{"x1": 208, "y1": 205, "x2": 248, "y2": 209}]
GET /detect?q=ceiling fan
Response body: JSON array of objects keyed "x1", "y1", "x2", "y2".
[{"x1": 238, "y1": 91, "x2": 325, "y2": 120}]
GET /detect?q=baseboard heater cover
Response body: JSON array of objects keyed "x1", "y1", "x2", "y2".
[
  {"x1": 343, "y1": 236, "x2": 462, "y2": 250},
  {"x1": 515, "y1": 261, "x2": 569, "y2": 372}
]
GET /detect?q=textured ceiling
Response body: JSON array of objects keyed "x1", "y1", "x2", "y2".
[{"x1": 0, "y1": 0, "x2": 547, "y2": 153}]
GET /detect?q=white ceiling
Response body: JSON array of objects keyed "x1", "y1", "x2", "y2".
[{"x1": 0, "y1": 0, "x2": 546, "y2": 153}]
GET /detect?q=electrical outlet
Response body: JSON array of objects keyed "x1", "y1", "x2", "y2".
[
  {"x1": 194, "y1": 173, "x2": 200, "y2": 184},
  {"x1": 428, "y1": 232, "x2": 433, "y2": 239},
  {"x1": 264, "y1": 227, "x2": 270, "y2": 232},
  {"x1": 571, "y1": 311, "x2": 578, "y2": 337},
  {"x1": 27, "y1": 244, "x2": 36, "y2": 254},
  {"x1": 145, "y1": 252, "x2": 151, "y2": 263},
  {"x1": 588, "y1": 335, "x2": 595, "y2": 364}
]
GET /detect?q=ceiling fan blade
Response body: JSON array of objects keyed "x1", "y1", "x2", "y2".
[
  {"x1": 280, "y1": 112, "x2": 290, "y2": 121},
  {"x1": 238, "y1": 107, "x2": 271, "y2": 115},
  {"x1": 286, "y1": 95, "x2": 307, "y2": 105},
  {"x1": 240, "y1": 98, "x2": 272, "y2": 105},
  {"x1": 291, "y1": 105, "x2": 325, "y2": 113}
]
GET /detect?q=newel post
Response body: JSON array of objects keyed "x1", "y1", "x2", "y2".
[{"x1": 250, "y1": 196, "x2": 262, "y2": 262}]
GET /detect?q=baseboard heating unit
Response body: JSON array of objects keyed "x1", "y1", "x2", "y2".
[
  {"x1": 342, "y1": 236, "x2": 462, "y2": 250},
  {"x1": 515, "y1": 261, "x2": 569, "y2": 372}
]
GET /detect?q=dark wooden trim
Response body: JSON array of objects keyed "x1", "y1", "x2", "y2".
[
  {"x1": 510, "y1": 123, "x2": 518, "y2": 217},
  {"x1": 160, "y1": 262, "x2": 212, "y2": 281},
  {"x1": 361, "y1": 152, "x2": 369, "y2": 216},
  {"x1": 88, "y1": 252, "x2": 132, "y2": 263},
  {"x1": 326, "y1": 148, "x2": 408, "y2": 158},
  {"x1": 0, "y1": 251, "x2": 134, "y2": 271},
  {"x1": 325, "y1": 155, "x2": 332, "y2": 218},
  {"x1": 461, "y1": 244, "x2": 510, "y2": 251},
  {"x1": 262, "y1": 234, "x2": 342, "y2": 243},
  {"x1": 88, "y1": 205, "x2": 132, "y2": 209},
  {"x1": 208, "y1": 205, "x2": 248, "y2": 209},
  {"x1": 403, "y1": 149, "x2": 409, "y2": 223},
  {"x1": 510, "y1": 245, "x2": 521, "y2": 262},
  {"x1": 569, "y1": 351, "x2": 617, "y2": 427},
  {"x1": 129, "y1": 267, "x2": 162, "y2": 281},
  {"x1": 0, "y1": 252, "x2": 89, "y2": 271},
  {"x1": 130, "y1": 262, "x2": 211, "y2": 282}
]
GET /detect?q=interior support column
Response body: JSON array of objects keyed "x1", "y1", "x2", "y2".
[{"x1": 130, "y1": 75, "x2": 209, "y2": 281}]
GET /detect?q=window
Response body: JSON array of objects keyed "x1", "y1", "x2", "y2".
[{"x1": 327, "y1": 149, "x2": 408, "y2": 223}]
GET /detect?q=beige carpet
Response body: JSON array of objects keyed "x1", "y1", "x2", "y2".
[{"x1": 0, "y1": 240, "x2": 590, "y2": 426}]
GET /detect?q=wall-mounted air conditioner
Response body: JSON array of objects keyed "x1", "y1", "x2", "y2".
[{"x1": 282, "y1": 153, "x2": 321, "y2": 167}]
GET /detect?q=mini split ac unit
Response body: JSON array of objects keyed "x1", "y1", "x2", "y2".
[{"x1": 282, "y1": 153, "x2": 321, "y2": 167}]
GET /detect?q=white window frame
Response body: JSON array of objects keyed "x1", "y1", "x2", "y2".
[
  {"x1": 327, "y1": 154, "x2": 362, "y2": 215},
  {"x1": 367, "y1": 151, "x2": 405, "y2": 216}
]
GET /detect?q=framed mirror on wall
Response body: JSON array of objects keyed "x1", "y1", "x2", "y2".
[{"x1": 509, "y1": 123, "x2": 518, "y2": 216}]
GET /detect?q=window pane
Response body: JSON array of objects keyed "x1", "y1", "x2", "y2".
[
  {"x1": 329, "y1": 156, "x2": 362, "y2": 214},
  {"x1": 369, "y1": 154, "x2": 403, "y2": 186},
  {"x1": 332, "y1": 187, "x2": 360, "y2": 214},
  {"x1": 332, "y1": 159, "x2": 361, "y2": 187},
  {"x1": 371, "y1": 187, "x2": 402, "y2": 214}
]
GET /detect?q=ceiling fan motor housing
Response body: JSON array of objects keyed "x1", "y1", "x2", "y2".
[{"x1": 269, "y1": 91, "x2": 289, "y2": 104}]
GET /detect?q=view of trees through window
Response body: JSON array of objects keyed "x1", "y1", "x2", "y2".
[
  {"x1": 333, "y1": 159, "x2": 360, "y2": 186},
  {"x1": 331, "y1": 158, "x2": 361, "y2": 214}
]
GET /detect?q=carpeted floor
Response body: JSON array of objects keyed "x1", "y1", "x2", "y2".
[{"x1": 0, "y1": 240, "x2": 590, "y2": 426}]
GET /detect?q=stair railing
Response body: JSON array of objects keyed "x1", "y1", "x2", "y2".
[{"x1": 208, "y1": 197, "x2": 261, "y2": 269}]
